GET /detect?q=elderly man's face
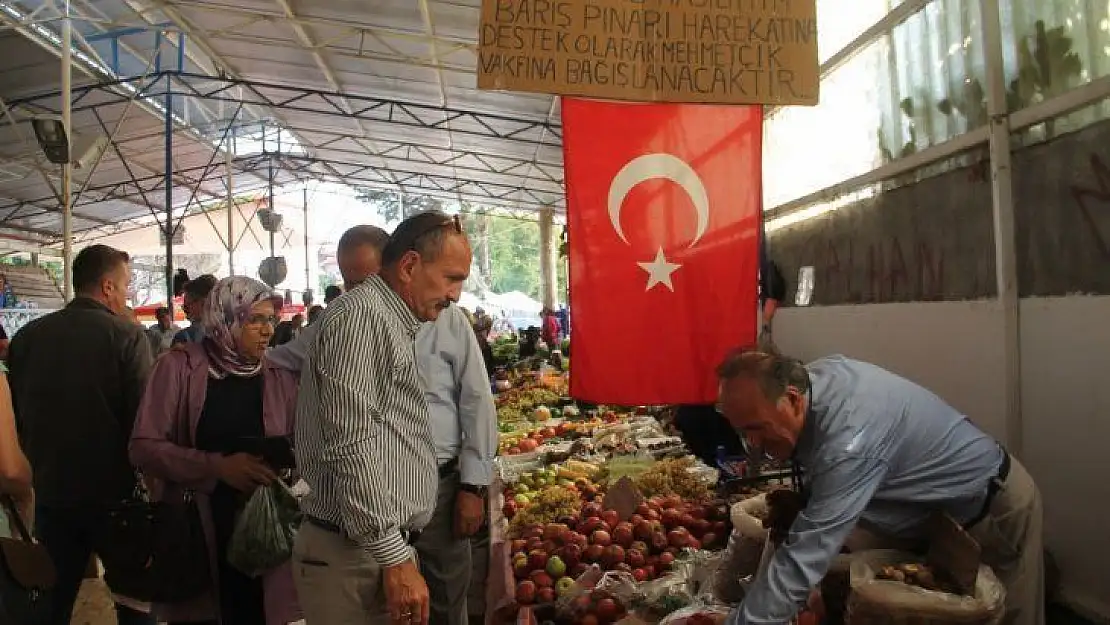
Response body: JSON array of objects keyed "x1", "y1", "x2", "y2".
[{"x1": 717, "y1": 376, "x2": 806, "y2": 460}]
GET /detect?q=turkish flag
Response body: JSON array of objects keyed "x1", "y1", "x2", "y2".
[{"x1": 562, "y1": 99, "x2": 762, "y2": 405}]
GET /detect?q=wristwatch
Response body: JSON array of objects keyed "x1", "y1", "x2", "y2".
[{"x1": 459, "y1": 483, "x2": 488, "y2": 497}]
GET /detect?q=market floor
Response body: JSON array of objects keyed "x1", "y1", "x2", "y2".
[{"x1": 72, "y1": 579, "x2": 1097, "y2": 625}]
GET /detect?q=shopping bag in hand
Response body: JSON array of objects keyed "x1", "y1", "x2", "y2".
[{"x1": 227, "y1": 480, "x2": 301, "y2": 578}]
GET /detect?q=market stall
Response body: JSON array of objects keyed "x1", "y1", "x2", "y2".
[{"x1": 481, "y1": 370, "x2": 1007, "y2": 625}]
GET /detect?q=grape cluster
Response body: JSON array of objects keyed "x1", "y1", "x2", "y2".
[
  {"x1": 508, "y1": 486, "x2": 582, "y2": 535},
  {"x1": 633, "y1": 458, "x2": 711, "y2": 501}
]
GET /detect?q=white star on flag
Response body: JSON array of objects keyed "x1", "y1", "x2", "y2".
[{"x1": 638, "y1": 247, "x2": 681, "y2": 292}]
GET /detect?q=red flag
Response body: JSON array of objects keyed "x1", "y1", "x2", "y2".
[{"x1": 563, "y1": 99, "x2": 762, "y2": 405}]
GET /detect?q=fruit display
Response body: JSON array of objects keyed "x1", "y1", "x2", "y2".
[
  {"x1": 505, "y1": 486, "x2": 584, "y2": 532},
  {"x1": 633, "y1": 457, "x2": 714, "y2": 501},
  {"x1": 876, "y1": 562, "x2": 956, "y2": 593}
]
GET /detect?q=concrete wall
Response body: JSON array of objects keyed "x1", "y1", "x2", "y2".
[{"x1": 773, "y1": 298, "x2": 1110, "y2": 619}]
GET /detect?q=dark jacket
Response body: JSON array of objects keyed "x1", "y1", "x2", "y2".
[{"x1": 7, "y1": 297, "x2": 153, "y2": 505}]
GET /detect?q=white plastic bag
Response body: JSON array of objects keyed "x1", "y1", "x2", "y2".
[{"x1": 713, "y1": 495, "x2": 769, "y2": 603}]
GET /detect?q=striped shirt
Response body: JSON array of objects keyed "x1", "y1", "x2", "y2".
[{"x1": 294, "y1": 275, "x2": 437, "y2": 568}]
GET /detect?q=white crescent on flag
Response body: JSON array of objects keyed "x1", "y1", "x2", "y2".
[{"x1": 606, "y1": 153, "x2": 710, "y2": 248}]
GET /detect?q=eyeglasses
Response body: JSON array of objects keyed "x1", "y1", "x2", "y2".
[
  {"x1": 245, "y1": 314, "x2": 279, "y2": 327},
  {"x1": 402, "y1": 214, "x2": 463, "y2": 252}
]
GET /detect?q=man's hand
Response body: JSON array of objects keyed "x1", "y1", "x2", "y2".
[
  {"x1": 383, "y1": 558, "x2": 429, "y2": 625},
  {"x1": 454, "y1": 490, "x2": 485, "y2": 538},
  {"x1": 214, "y1": 453, "x2": 276, "y2": 492}
]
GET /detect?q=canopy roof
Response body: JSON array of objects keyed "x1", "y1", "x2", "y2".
[{"x1": 0, "y1": 0, "x2": 563, "y2": 247}]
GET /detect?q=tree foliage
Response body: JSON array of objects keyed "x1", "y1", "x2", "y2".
[{"x1": 355, "y1": 187, "x2": 567, "y2": 302}]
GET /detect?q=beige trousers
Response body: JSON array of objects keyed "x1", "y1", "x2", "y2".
[
  {"x1": 846, "y1": 456, "x2": 1045, "y2": 625},
  {"x1": 292, "y1": 521, "x2": 397, "y2": 625},
  {"x1": 967, "y1": 456, "x2": 1045, "y2": 625}
]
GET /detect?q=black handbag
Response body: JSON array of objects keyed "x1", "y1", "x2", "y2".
[
  {"x1": 99, "y1": 484, "x2": 211, "y2": 604},
  {"x1": 0, "y1": 494, "x2": 55, "y2": 625}
]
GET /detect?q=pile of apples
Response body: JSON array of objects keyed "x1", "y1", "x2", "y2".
[{"x1": 511, "y1": 496, "x2": 731, "y2": 608}]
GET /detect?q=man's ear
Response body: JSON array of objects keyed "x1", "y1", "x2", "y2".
[{"x1": 396, "y1": 250, "x2": 420, "y2": 283}]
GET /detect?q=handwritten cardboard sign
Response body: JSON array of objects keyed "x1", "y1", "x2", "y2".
[{"x1": 477, "y1": 0, "x2": 819, "y2": 105}]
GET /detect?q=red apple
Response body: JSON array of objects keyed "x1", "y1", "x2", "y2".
[
  {"x1": 687, "y1": 537, "x2": 702, "y2": 551},
  {"x1": 595, "y1": 598, "x2": 621, "y2": 623},
  {"x1": 515, "y1": 580, "x2": 537, "y2": 605},
  {"x1": 543, "y1": 523, "x2": 569, "y2": 541},
  {"x1": 643, "y1": 508, "x2": 661, "y2": 522},
  {"x1": 642, "y1": 564, "x2": 656, "y2": 579},
  {"x1": 661, "y1": 509, "x2": 683, "y2": 529},
  {"x1": 581, "y1": 502, "x2": 603, "y2": 519},
  {"x1": 529, "y1": 570, "x2": 554, "y2": 588},
  {"x1": 658, "y1": 551, "x2": 676, "y2": 569},
  {"x1": 580, "y1": 615, "x2": 600, "y2": 625},
  {"x1": 626, "y1": 548, "x2": 646, "y2": 568},
  {"x1": 502, "y1": 501, "x2": 518, "y2": 519},
  {"x1": 591, "y1": 530, "x2": 612, "y2": 546},
  {"x1": 668, "y1": 528, "x2": 690, "y2": 549},
  {"x1": 701, "y1": 532, "x2": 719, "y2": 549},
  {"x1": 568, "y1": 532, "x2": 589, "y2": 550},
  {"x1": 528, "y1": 550, "x2": 549, "y2": 572},
  {"x1": 632, "y1": 567, "x2": 648, "y2": 582},
  {"x1": 611, "y1": 523, "x2": 634, "y2": 548},
  {"x1": 514, "y1": 559, "x2": 531, "y2": 580},
  {"x1": 584, "y1": 544, "x2": 604, "y2": 563},
  {"x1": 510, "y1": 539, "x2": 527, "y2": 555},
  {"x1": 680, "y1": 513, "x2": 697, "y2": 529},
  {"x1": 635, "y1": 502, "x2": 653, "y2": 517},
  {"x1": 559, "y1": 544, "x2": 582, "y2": 568},
  {"x1": 536, "y1": 586, "x2": 556, "y2": 603},
  {"x1": 628, "y1": 514, "x2": 644, "y2": 525},
  {"x1": 633, "y1": 520, "x2": 655, "y2": 542},
  {"x1": 601, "y1": 545, "x2": 626, "y2": 569},
  {"x1": 650, "y1": 532, "x2": 669, "y2": 553},
  {"x1": 630, "y1": 540, "x2": 648, "y2": 554},
  {"x1": 601, "y1": 509, "x2": 620, "y2": 528}
]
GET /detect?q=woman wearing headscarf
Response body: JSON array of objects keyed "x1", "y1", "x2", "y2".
[{"x1": 130, "y1": 277, "x2": 300, "y2": 625}]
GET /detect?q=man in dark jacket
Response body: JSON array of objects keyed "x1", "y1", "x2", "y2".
[{"x1": 7, "y1": 244, "x2": 155, "y2": 625}]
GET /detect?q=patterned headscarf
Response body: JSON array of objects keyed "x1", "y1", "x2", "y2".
[{"x1": 202, "y1": 276, "x2": 283, "y2": 378}]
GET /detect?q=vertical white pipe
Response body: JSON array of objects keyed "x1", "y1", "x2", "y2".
[
  {"x1": 61, "y1": 1, "x2": 73, "y2": 300},
  {"x1": 980, "y1": 0, "x2": 1023, "y2": 457}
]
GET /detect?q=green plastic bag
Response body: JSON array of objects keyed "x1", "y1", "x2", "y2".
[{"x1": 227, "y1": 480, "x2": 301, "y2": 578}]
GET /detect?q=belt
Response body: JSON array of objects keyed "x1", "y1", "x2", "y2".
[
  {"x1": 964, "y1": 448, "x2": 1012, "y2": 530},
  {"x1": 304, "y1": 515, "x2": 422, "y2": 546},
  {"x1": 439, "y1": 457, "x2": 459, "y2": 479}
]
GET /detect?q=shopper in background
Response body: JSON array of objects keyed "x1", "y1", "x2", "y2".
[
  {"x1": 306, "y1": 305, "x2": 324, "y2": 325},
  {"x1": 172, "y1": 274, "x2": 218, "y2": 346},
  {"x1": 0, "y1": 367, "x2": 32, "y2": 527},
  {"x1": 293, "y1": 211, "x2": 471, "y2": 625},
  {"x1": 715, "y1": 349, "x2": 1043, "y2": 625},
  {"x1": 146, "y1": 306, "x2": 178, "y2": 356},
  {"x1": 413, "y1": 284, "x2": 497, "y2": 625},
  {"x1": 759, "y1": 257, "x2": 786, "y2": 343},
  {"x1": 267, "y1": 225, "x2": 390, "y2": 372},
  {"x1": 323, "y1": 284, "x2": 342, "y2": 305},
  {"x1": 7, "y1": 244, "x2": 155, "y2": 625},
  {"x1": 130, "y1": 276, "x2": 299, "y2": 625}
]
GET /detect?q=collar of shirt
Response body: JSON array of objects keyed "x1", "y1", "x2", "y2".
[
  {"x1": 793, "y1": 363, "x2": 826, "y2": 467},
  {"x1": 66, "y1": 296, "x2": 114, "y2": 314},
  {"x1": 366, "y1": 276, "x2": 421, "y2": 336}
]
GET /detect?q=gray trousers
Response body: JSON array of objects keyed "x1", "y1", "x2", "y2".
[
  {"x1": 414, "y1": 470, "x2": 472, "y2": 625},
  {"x1": 292, "y1": 521, "x2": 397, "y2": 625}
]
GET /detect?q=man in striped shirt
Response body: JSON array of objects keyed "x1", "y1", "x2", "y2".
[{"x1": 294, "y1": 211, "x2": 472, "y2": 625}]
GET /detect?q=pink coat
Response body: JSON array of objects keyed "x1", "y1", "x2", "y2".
[{"x1": 129, "y1": 343, "x2": 301, "y2": 625}]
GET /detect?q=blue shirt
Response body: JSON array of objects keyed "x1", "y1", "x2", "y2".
[
  {"x1": 730, "y1": 356, "x2": 1004, "y2": 625},
  {"x1": 171, "y1": 323, "x2": 205, "y2": 345},
  {"x1": 415, "y1": 306, "x2": 498, "y2": 487}
]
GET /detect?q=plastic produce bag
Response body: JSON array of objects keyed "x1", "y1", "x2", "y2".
[
  {"x1": 658, "y1": 602, "x2": 733, "y2": 625},
  {"x1": 847, "y1": 550, "x2": 1005, "y2": 625},
  {"x1": 227, "y1": 480, "x2": 301, "y2": 578}
]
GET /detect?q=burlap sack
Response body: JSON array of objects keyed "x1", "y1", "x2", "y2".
[
  {"x1": 847, "y1": 550, "x2": 1005, "y2": 625},
  {"x1": 712, "y1": 495, "x2": 770, "y2": 603}
]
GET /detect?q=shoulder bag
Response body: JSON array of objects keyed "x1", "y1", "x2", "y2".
[{"x1": 0, "y1": 494, "x2": 55, "y2": 624}]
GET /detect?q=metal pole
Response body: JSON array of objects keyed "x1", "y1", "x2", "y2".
[
  {"x1": 227, "y1": 147, "x2": 235, "y2": 275},
  {"x1": 980, "y1": 0, "x2": 1022, "y2": 457},
  {"x1": 302, "y1": 187, "x2": 310, "y2": 297},
  {"x1": 61, "y1": 2, "x2": 73, "y2": 301},
  {"x1": 164, "y1": 73, "x2": 175, "y2": 316},
  {"x1": 267, "y1": 160, "x2": 275, "y2": 257}
]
